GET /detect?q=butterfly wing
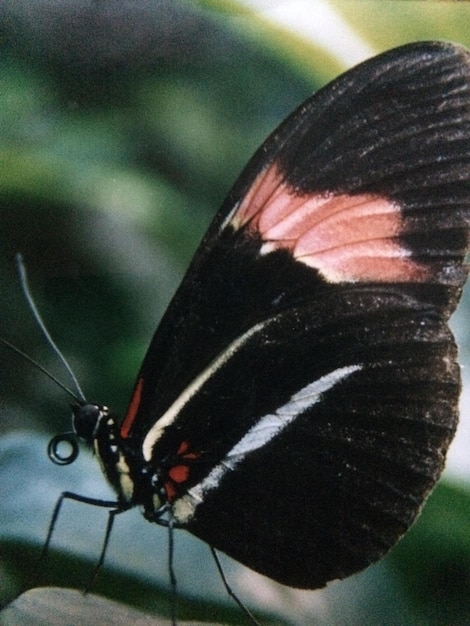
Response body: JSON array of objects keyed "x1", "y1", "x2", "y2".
[{"x1": 121, "y1": 42, "x2": 470, "y2": 587}]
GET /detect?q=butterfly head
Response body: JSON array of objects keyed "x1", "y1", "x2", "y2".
[
  {"x1": 47, "y1": 402, "x2": 112, "y2": 466},
  {"x1": 72, "y1": 402, "x2": 110, "y2": 444}
]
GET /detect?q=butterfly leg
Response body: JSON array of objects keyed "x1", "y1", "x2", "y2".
[
  {"x1": 37, "y1": 491, "x2": 126, "y2": 592},
  {"x1": 210, "y1": 546, "x2": 262, "y2": 626}
]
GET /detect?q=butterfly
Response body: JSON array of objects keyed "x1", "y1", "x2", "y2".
[{"x1": 47, "y1": 40, "x2": 470, "y2": 594}]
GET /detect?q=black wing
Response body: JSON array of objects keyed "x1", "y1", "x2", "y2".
[{"x1": 121, "y1": 42, "x2": 470, "y2": 588}]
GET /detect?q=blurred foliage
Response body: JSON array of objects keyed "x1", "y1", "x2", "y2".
[
  {"x1": 1, "y1": 1, "x2": 470, "y2": 624},
  {"x1": 0, "y1": 541, "x2": 278, "y2": 625},
  {"x1": 389, "y1": 482, "x2": 470, "y2": 625}
]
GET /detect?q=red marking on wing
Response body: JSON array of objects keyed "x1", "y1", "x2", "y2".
[
  {"x1": 120, "y1": 376, "x2": 144, "y2": 439},
  {"x1": 232, "y1": 162, "x2": 431, "y2": 284},
  {"x1": 168, "y1": 464, "x2": 191, "y2": 484},
  {"x1": 177, "y1": 441, "x2": 190, "y2": 455},
  {"x1": 165, "y1": 442, "x2": 199, "y2": 501},
  {"x1": 165, "y1": 482, "x2": 177, "y2": 502}
]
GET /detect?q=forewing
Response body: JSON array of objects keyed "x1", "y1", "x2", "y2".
[
  {"x1": 120, "y1": 42, "x2": 470, "y2": 586},
  {"x1": 122, "y1": 41, "x2": 470, "y2": 441}
]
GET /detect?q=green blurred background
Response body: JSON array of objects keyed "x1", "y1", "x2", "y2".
[{"x1": 1, "y1": 1, "x2": 470, "y2": 624}]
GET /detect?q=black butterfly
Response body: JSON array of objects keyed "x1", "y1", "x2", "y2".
[{"x1": 48, "y1": 41, "x2": 470, "y2": 593}]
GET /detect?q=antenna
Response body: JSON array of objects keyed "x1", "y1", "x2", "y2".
[
  {"x1": 0, "y1": 337, "x2": 80, "y2": 402},
  {"x1": 14, "y1": 253, "x2": 87, "y2": 403}
]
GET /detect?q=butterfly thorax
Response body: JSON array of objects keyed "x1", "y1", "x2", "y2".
[{"x1": 72, "y1": 403, "x2": 165, "y2": 516}]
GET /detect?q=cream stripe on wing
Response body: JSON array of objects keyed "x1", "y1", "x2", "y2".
[
  {"x1": 142, "y1": 319, "x2": 270, "y2": 461},
  {"x1": 172, "y1": 364, "x2": 362, "y2": 523}
]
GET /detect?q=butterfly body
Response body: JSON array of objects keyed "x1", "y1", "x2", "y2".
[{"x1": 70, "y1": 41, "x2": 470, "y2": 590}]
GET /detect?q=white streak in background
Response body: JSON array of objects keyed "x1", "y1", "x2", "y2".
[
  {"x1": 235, "y1": 0, "x2": 375, "y2": 67},
  {"x1": 176, "y1": 364, "x2": 362, "y2": 518}
]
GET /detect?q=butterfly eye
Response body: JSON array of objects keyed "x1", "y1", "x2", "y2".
[{"x1": 72, "y1": 403, "x2": 107, "y2": 442}]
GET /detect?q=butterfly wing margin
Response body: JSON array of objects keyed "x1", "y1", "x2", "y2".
[
  {"x1": 166, "y1": 289, "x2": 460, "y2": 587},
  {"x1": 119, "y1": 41, "x2": 470, "y2": 587},
  {"x1": 121, "y1": 41, "x2": 470, "y2": 447}
]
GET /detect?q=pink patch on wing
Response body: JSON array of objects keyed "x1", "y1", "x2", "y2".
[{"x1": 232, "y1": 161, "x2": 431, "y2": 284}]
